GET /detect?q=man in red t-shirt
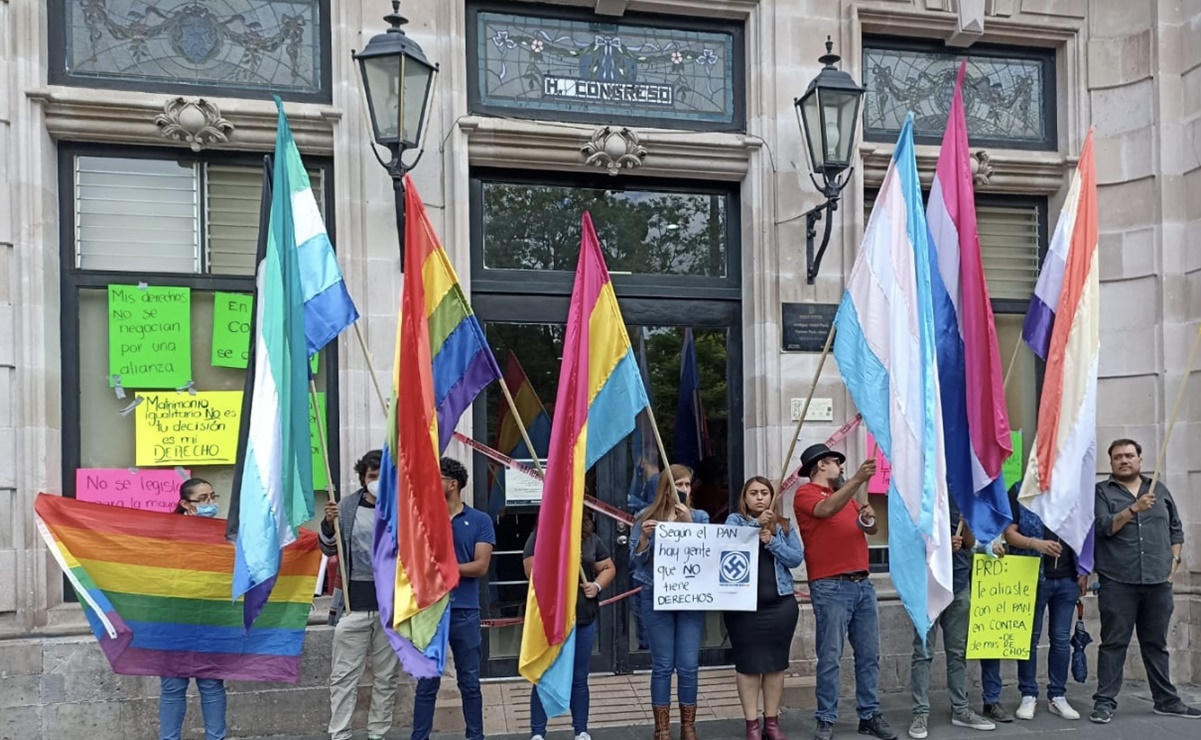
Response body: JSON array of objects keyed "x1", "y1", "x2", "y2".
[{"x1": 793, "y1": 443, "x2": 897, "y2": 740}]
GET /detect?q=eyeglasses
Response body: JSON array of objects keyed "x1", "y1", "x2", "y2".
[{"x1": 187, "y1": 493, "x2": 219, "y2": 504}]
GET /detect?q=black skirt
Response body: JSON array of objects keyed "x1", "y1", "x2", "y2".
[{"x1": 724, "y1": 544, "x2": 799, "y2": 674}]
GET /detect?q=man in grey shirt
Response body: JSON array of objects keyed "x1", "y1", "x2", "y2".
[{"x1": 1090, "y1": 439, "x2": 1200, "y2": 723}]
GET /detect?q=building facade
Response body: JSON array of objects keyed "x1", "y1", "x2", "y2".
[{"x1": 2, "y1": 0, "x2": 1199, "y2": 736}]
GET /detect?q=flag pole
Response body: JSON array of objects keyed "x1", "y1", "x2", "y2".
[
  {"x1": 642, "y1": 402, "x2": 678, "y2": 502},
  {"x1": 1147, "y1": 323, "x2": 1201, "y2": 494},
  {"x1": 1002, "y1": 334, "x2": 1024, "y2": 391},
  {"x1": 776, "y1": 323, "x2": 837, "y2": 495},
  {"x1": 352, "y1": 322, "x2": 389, "y2": 415},
  {"x1": 310, "y1": 379, "x2": 352, "y2": 612}
]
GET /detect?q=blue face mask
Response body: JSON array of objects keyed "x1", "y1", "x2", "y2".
[{"x1": 195, "y1": 503, "x2": 219, "y2": 518}]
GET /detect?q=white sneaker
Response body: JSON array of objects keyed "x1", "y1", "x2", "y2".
[
  {"x1": 1049, "y1": 697, "x2": 1080, "y2": 720},
  {"x1": 531, "y1": 735, "x2": 545, "y2": 740},
  {"x1": 1015, "y1": 696, "x2": 1037, "y2": 720},
  {"x1": 576, "y1": 733, "x2": 593, "y2": 740}
]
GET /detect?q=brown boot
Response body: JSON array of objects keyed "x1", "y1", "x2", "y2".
[
  {"x1": 745, "y1": 718, "x2": 762, "y2": 740},
  {"x1": 680, "y1": 704, "x2": 699, "y2": 740},
  {"x1": 653, "y1": 705, "x2": 673, "y2": 740},
  {"x1": 762, "y1": 716, "x2": 787, "y2": 740}
]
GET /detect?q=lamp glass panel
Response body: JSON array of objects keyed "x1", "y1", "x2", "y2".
[
  {"x1": 800, "y1": 92, "x2": 824, "y2": 173},
  {"x1": 401, "y1": 57, "x2": 434, "y2": 146},
  {"x1": 362, "y1": 56, "x2": 401, "y2": 143},
  {"x1": 817, "y1": 87, "x2": 861, "y2": 167}
]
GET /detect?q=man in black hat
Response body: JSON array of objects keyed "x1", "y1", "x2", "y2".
[{"x1": 794, "y1": 443, "x2": 896, "y2": 740}]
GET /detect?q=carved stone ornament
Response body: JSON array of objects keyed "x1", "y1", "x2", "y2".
[
  {"x1": 581, "y1": 126, "x2": 648, "y2": 175},
  {"x1": 971, "y1": 149, "x2": 994, "y2": 186},
  {"x1": 155, "y1": 97, "x2": 235, "y2": 151}
]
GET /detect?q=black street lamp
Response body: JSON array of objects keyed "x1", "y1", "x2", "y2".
[
  {"x1": 793, "y1": 37, "x2": 866, "y2": 284},
  {"x1": 354, "y1": 1, "x2": 438, "y2": 272}
]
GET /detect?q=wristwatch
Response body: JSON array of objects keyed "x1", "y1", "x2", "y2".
[
  {"x1": 1174, "y1": 556, "x2": 1183, "y2": 564},
  {"x1": 592, "y1": 581, "x2": 602, "y2": 594}
]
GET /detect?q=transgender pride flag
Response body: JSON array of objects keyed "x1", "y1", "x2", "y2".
[
  {"x1": 926, "y1": 63, "x2": 1014, "y2": 546},
  {"x1": 834, "y1": 115, "x2": 954, "y2": 636},
  {"x1": 1019, "y1": 131, "x2": 1099, "y2": 573}
]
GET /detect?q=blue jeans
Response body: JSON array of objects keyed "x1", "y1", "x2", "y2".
[
  {"x1": 413, "y1": 609, "x2": 484, "y2": 740},
  {"x1": 979, "y1": 659, "x2": 1002, "y2": 704},
  {"x1": 809, "y1": 578, "x2": 880, "y2": 723},
  {"x1": 159, "y1": 676, "x2": 226, "y2": 740},
  {"x1": 642, "y1": 587, "x2": 704, "y2": 706},
  {"x1": 530, "y1": 620, "x2": 596, "y2": 735},
  {"x1": 1017, "y1": 577, "x2": 1077, "y2": 699}
]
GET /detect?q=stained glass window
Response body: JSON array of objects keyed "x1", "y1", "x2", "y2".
[
  {"x1": 468, "y1": 6, "x2": 743, "y2": 130},
  {"x1": 862, "y1": 40, "x2": 1055, "y2": 149},
  {"x1": 52, "y1": 0, "x2": 328, "y2": 101}
]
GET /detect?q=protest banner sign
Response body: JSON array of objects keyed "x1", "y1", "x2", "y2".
[
  {"x1": 1001, "y1": 430, "x2": 1023, "y2": 488},
  {"x1": 309, "y1": 392, "x2": 327, "y2": 491},
  {"x1": 134, "y1": 391, "x2": 242, "y2": 466},
  {"x1": 653, "y1": 522, "x2": 759, "y2": 611},
  {"x1": 967, "y1": 553, "x2": 1039, "y2": 659},
  {"x1": 75, "y1": 468, "x2": 191, "y2": 512},
  {"x1": 866, "y1": 431, "x2": 891, "y2": 494},
  {"x1": 211, "y1": 292, "x2": 252, "y2": 369},
  {"x1": 108, "y1": 284, "x2": 192, "y2": 389}
]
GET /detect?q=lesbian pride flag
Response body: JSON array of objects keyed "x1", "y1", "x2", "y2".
[
  {"x1": 1018, "y1": 131, "x2": 1098, "y2": 572},
  {"x1": 519, "y1": 213, "x2": 649, "y2": 716}
]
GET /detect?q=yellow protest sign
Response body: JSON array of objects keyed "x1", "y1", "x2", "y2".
[
  {"x1": 134, "y1": 391, "x2": 242, "y2": 466},
  {"x1": 966, "y1": 554, "x2": 1039, "y2": 659}
]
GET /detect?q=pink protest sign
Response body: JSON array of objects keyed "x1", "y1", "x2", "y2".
[
  {"x1": 75, "y1": 468, "x2": 190, "y2": 512},
  {"x1": 865, "y1": 432, "x2": 891, "y2": 495}
]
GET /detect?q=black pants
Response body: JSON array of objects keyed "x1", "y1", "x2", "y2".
[{"x1": 1092, "y1": 579, "x2": 1181, "y2": 711}]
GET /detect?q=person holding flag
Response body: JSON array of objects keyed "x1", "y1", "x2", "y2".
[{"x1": 523, "y1": 509, "x2": 616, "y2": 740}]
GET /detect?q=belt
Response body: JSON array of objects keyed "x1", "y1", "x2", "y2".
[{"x1": 822, "y1": 571, "x2": 870, "y2": 582}]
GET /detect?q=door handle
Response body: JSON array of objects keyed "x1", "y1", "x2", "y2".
[{"x1": 616, "y1": 535, "x2": 629, "y2": 546}]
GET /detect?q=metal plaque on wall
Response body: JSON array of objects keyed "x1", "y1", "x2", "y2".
[{"x1": 781, "y1": 303, "x2": 838, "y2": 352}]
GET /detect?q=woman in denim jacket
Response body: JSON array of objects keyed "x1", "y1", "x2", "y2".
[
  {"x1": 724, "y1": 477, "x2": 804, "y2": 740},
  {"x1": 630, "y1": 464, "x2": 710, "y2": 740}
]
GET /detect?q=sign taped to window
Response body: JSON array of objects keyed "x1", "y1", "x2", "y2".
[
  {"x1": 108, "y1": 284, "x2": 192, "y2": 389},
  {"x1": 504, "y1": 459, "x2": 546, "y2": 505}
]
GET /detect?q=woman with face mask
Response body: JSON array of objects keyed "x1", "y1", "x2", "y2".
[{"x1": 160, "y1": 478, "x2": 227, "y2": 740}]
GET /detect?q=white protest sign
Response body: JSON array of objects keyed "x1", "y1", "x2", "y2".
[
  {"x1": 653, "y1": 522, "x2": 759, "y2": 611},
  {"x1": 504, "y1": 458, "x2": 545, "y2": 505}
]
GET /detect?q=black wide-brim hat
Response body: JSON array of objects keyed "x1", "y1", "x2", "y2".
[{"x1": 798, "y1": 443, "x2": 846, "y2": 479}]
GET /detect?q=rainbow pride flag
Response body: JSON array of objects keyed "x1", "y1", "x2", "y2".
[
  {"x1": 35, "y1": 494, "x2": 321, "y2": 682},
  {"x1": 373, "y1": 175, "x2": 501, "y2": 678},
  {"x1": 519, "y1": 213, "x2": 650, "y2": 716}
]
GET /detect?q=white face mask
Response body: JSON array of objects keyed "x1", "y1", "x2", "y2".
[{"x1": 366, "y1": 480, "x2": 380, "y2": 496}]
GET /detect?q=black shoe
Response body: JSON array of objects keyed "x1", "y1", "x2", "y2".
[
  {"x1": 1089, "y1": 707, "x2": 1113, "y2": 724},
  {"x1": 1153, "y1": 704, "x2": 1201, "y2": 719},
  {"x1": 858, "y1": 714, "x2": 898, "y2": 740},
  {"x1": 814, "y1": 720, "x2": 834, "y2": 740},
  {"x1": 982, "y1": 703, "x2": 1013, "y2": 723}
]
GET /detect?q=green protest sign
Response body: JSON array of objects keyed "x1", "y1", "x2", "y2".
[
  {"x1": 108, "y1": 284, "x2": 192, "y2": 389},
  {"x1": 1002, "y1": 430, "x2": 1023, "y2": 489},
  {"x1": 309, "y1": 392, "x2": 328, "y2": 492},
  {"x1": 211, "y1": 292, "x2": 253, "y2": 369}
]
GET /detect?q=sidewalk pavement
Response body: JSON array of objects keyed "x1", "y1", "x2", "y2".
[{"x1": 244, "y1": 680, "x2": 1201, "y2": 740}]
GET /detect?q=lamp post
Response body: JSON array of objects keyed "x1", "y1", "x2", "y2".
[
  {"x1": 793, "y1": 37, "x2": 866, "y2": 284},
  {"x1": 354, "y1": 0, "x2": 438, "y2": 272}
]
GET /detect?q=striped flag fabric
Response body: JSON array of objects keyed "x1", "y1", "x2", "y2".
[
  {"x1": 1018, "y1": 130, "x2": 1098, "y2": 573},
  {"x1": 628, "y1": 328, "x2": 659, "y2": 507},
  {"x1": 833, "y1": 115, "x2": 954, "y2": 636},
  {"x1": 519, "y1": 213, "x2": 650, "y2": 716},
  {"x1": 487, "y1": 350, "x2": 552, "y2": 520},
  {"x1": 372, "y1": 175, "x2": 502, "y2": 677},
  {"x1": 230, "y1": 99, "x2": 319, "y2": 629},
  {"x1": 926, "y1": 62, "x2": 1014, "y2": 545},
  {"x1": 1021, "y1": 165, "x2": 1083, "y2": 360},
  {"x1": 36, "y1": 494, "x2": 321, "y2": 682}
]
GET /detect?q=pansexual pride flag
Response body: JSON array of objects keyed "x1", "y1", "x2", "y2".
[
  {"x1": 926, "y1": 63, "x2": 1014, "y2": 545},
  {"x1": 833, "y1": 116, "x2": 954, "y2": 636},
  {"x1": 1019, "y1": 130, "x2": 1098, "y2": 573},
  {"x1": 519, "y1": 213, "x2": 650, "y2": 716},
  {"x1": 373, "y1": 175, "x2": 501, "y2": 677},
  {"x1": 36, "y1": 494, "x2": 321, "y2": 683}
]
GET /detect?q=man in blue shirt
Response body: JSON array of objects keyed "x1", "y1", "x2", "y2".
[{"x1": 411, "y1": 458, "x2": 496, "y2": 740}]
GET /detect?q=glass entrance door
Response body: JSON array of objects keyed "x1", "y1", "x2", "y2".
[{"x1": 473, "y1": 306, "x2": 741, "y2": 678}]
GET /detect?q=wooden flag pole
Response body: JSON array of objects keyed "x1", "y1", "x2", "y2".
[
  {"x1": 1002, "y1": 336, "x2": 1024, "y2": 392},
  {"x1": 497, "y1": 378, "x2": 546, "y2": 479},
  {"x1": 776, "y1": 323, "x2": 837, "y2": 495},
  {"x1": 352, "y1": 321, "x2": 389, "y2": 415},
  {"x1": 1147, "y1": 324, "x2": 1201, "y2": 495},
  {"x1": 310, "y1": 378, "x2": 352, "y2": 613}
]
